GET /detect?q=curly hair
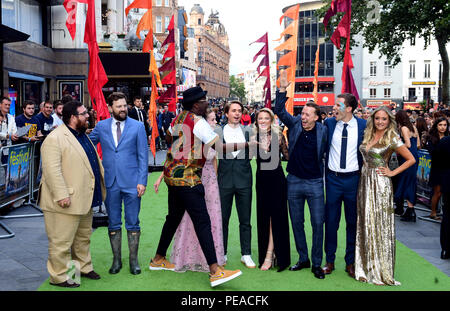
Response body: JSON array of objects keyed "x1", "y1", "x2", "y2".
[{"x1": 362, "y1": 106, "x2": 399, "y2": 147}]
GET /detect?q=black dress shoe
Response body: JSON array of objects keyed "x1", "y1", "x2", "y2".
[
  {"x1": 312, "y1": 266, "x2": 325, "y2": 279},
  {"x1": 81, "y1": 271, "x2": 101, "y2": 280},
  {"x1": 277, "y1": 265, "x2": 289, "y2": 272},
  {"x1": 441, "y1": 250, "x2": 450, "y2": 260},
  {"x1": 289, "y1": 260, "x2": 311, "y2": 271},
  {"x1": 50, "y1": 281, "x2": 80, "y2": 288}
]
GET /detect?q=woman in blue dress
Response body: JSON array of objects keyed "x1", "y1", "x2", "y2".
[{"x1": 394, "y1": 110, "x2": 420, "y2": 222}]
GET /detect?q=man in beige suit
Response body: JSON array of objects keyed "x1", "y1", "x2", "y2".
[{"x1": 39, "y1": 101, "x2": 106, "y2": 288}]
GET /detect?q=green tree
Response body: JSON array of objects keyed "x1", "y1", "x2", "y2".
[
  {"x1": 229, "y1": 75, "x2": 246, "y2": 103},
  {"x1": 316, "y1": 0, "x2": 450, "y2": 106}
]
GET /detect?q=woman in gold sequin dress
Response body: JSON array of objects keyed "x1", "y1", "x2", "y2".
[{"x1": 355, "y1": 106, "x2": 416, "y2": 286}]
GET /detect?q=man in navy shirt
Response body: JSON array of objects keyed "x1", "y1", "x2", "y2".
[
  {"x1": 35, "y1": 101, "x2": 54, "y2": 136},
  {"x1": 274, "y1": 70, "x2": 328, "y2": 279},
  {"x1": 15, "y1": 100, "x2": 42, "y2": 143}
]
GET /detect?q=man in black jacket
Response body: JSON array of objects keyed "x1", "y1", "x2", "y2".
[{"x1": 128, "y1": 96, "x2": 151, "y2": 143}]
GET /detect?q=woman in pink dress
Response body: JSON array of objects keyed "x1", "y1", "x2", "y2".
[{"x1": 154, "y1": 109, "x2": 225, "y2": 272}]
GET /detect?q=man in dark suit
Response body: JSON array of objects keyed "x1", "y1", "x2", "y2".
[
  {"x1": 274, "y1": 70, "x2": 327, "y2": 279},
  {"x1": 322, "y1": 93, "x2": 366, "y2": 278},
  {"x1": 90, "y1": 92, "x2": 149, "y2": 275},
  {"x1": 128, "y1": 96, "x2": 151, "y2": 143},
  {"x1": 218, "y1": 101, "x2": 256, "y2": 268}
]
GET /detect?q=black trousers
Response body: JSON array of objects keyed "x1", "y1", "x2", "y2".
[
  {"x1": 441, "y1": 193, "x2": 450, "y2": 252},
  {"x1": 156, "y1": 184, "x2": 217, "y2": 265}
]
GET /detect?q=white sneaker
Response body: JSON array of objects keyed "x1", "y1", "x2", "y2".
[
  {"x1": 240, "y1": 255, "x2": 256, "y2": 268},
  {"x1": 224, "y1": 255, "x2": 227, "y2": 262}
]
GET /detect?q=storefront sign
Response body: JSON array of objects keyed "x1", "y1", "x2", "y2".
[
  {"x1": 294, "y1": 93, "x2": 335, "y2": 106},
  {"x1": 368, "y1": 81, "x2": 393, "y2": 86},
  {"x1": 403, "y1": 102, "x2": 422, "y2": 110},
  {"x1": 366, "y1": 100, "x2": 392, "y2": 108},
  {"x1": 412, "y1": 81, "x2": 436, "y2": 85}
]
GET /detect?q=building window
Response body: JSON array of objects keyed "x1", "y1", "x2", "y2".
[
  {"x1": 1, "y1": 0, "x2": 43, "y2": 44},
  {"x1": 198, "y1": 18, "x2": 201, "y2": 25},
  {"x1": 156, "y1": 16, "x2": 162, "y2": 33},
  {"x1": 370, "y1": 62, "x2": 377, "y2": 77},
  {"x1": 424, "y1": 61, "x2": 431, "y2": 78},
  {"x1": 165, "y1": 16, "x2": 170, "y2": 33},
  {"x1": 409, "y1": 61, "x2": 416, "y2": 79},
  {"x1": 164, "y1": 0, "x2": 170, "y2": 6},
  {"x1": 370, "y1": 88, "x2": 377, "y2": 98},
  {"x1": 384, "y1": 61, "x2": 392, "y2": 77},
  {"x1": 156, "y1": 0, "x2": 162, "y2": 6},
  {"x1": 384, "y1": 88, "x2": 391, "y2": 98}
]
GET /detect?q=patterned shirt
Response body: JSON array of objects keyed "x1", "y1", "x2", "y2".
[{"x1": 164, "y1": 111, "x2": 218, "y2": 187}]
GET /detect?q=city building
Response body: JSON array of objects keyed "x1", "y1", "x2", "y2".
[
  {"x1": 1, "y1": 0, "x2": 89, "y2": 114},
  {"x1": 241, "y1": 61, "x2": 277, "y2": 107},
  {"x1": 189, "y1": 4, "x2": 230, "y2": 99},
  {"x1": 282, "y1": 1, "x2": 336, "y2": 112}
]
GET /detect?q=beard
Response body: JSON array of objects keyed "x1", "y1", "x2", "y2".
[
  {"x1": 76, "y1": 118, "x2": 88, "y2": 133},
  {"x1": 113, "y1": 110, "x2": 127, "y2": 121}
]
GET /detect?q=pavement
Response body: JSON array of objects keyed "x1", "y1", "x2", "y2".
[{"x1": 0, "y1": 148, "x2": 448, "y2": 290}]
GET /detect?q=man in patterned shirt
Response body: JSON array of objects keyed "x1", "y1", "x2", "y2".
[{"x1": 150, "y1": 86, "x2": 252, "y2": 287}]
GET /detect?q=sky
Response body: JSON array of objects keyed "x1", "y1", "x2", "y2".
[{"x1": 178, "y1": 0, "x2": 307, "y2": 75}]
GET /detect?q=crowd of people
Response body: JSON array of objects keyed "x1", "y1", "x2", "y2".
[{"x1": 1, "y1": 69, "x2": 449, "y2": 289}]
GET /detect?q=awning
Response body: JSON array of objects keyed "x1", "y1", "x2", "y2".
[
  {"x1": 0, "y1": 25, "x2": 30, "y2": 44},
  {"x1": 8, "y1": 71, "x2": 45, "y2": 82}
]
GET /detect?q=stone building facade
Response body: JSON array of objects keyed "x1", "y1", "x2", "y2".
[{"x1": 189, "y1": 4, "x2": 230, "y2": 99}]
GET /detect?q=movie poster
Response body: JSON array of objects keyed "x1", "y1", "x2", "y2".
[
  {"x1": 5, "y1": 145, "x2": 31, "y2": 195},
  {"x1": 416, "y1": 149, "x2": 432, "y2": 206}
]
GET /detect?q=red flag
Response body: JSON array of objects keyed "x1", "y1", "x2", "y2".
[
  {"x1": 125, "y1": 0, "x2": 152, "y2": 16},
  {"x1": 253, "y1": 45, "x2": 268, "y2": 63},
  {"x1": 161, "y1": 70, "x2": 176, "y2": 85},
  {"x1": 250, "y1": 33, "x2": 268, "y2": 45},
  {"x1": 162, "y1": 29, "x2": 175, "y2": 46},
  {"x1": 159, "y1": 57, "x2": 175, "y2": 72},
  {"x1": 163, "y1": 43, "x2": 175, "y2": 60},
  {"x1": 63, "y1": 0, "x2": 88, "y2": 40}
]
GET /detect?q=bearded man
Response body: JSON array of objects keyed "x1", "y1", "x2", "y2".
[
  {"x1": 89, "y1": 92, "x2": 148, "y2": 275},
  {"x1": 40, "y1": 100, "x2": 106, "y2": 287}
]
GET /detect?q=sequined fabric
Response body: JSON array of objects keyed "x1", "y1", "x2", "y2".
[{"x1": 355, "y1": 136, "x2": 404, "y2": 286}]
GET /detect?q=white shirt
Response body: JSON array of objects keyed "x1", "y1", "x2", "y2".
[
  {"x1": 328, "y1": 116, "x2": 359, "y2": 172},
  {"x1": 111, "y1": 117, "x2": 125, "y2": 147},
  {"x1": 168, "y1": 116, "x2": 218, "y2": 146},
  {"x1": 223, "y1": 124, "x2": 246, "y2": 158},
  {"x1": 52, "y1": 113, "x2": 63, "y2": 127},
  {"x1": 0, "y1": 114, "x2": 17, "y2": 155},
  {"x1": 134, "y1": 107, "x2": 144, "y2": 123}
]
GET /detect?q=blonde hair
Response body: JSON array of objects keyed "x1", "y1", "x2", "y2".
[
  {"x1": 254, "y1": 108, "x2": 281, "y2": 136},
  {"x1": 362, "y1": 106, "x2": 398, "y2": 147}
]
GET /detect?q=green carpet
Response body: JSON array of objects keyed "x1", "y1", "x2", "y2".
[{"x1": 38, "y1": 161, "x2": 449, "y2": 291}]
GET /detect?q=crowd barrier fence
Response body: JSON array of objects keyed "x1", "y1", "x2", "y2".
[{"x1": 0, "y1": 141, "x2": 43, "y2": 239}]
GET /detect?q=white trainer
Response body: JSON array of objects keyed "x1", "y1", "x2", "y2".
[{"x1": 240, "y1": 255, "x2": 256, "y2": 268}]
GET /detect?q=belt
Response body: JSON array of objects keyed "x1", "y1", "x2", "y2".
[{"x1": 328, "y1": 169, "x2": 360, "y2": 177}]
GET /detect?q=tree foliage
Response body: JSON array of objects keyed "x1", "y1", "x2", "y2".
[
  {"x1": 229, "y1": 75, "x2": 246, "y2": 102},
  {"x1": 316, "y1": 0, "x2": 450, "y2": 105}
]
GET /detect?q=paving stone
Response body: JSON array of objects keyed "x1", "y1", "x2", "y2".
[{"x1": 19, "y1": 258, "x2": 47, "y2": 272}]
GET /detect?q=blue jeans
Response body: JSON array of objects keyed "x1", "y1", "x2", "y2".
[
  {"x1": 287, "y1": 174, "x2": 325, "y2": 267},
  {"x1": 105, "y1": 179, "x2": 141, "y2": 231}
]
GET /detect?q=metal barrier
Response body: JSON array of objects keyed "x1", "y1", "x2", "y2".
[{"x1": 0, "y1": 142, "x2": 43, "y2": 239}]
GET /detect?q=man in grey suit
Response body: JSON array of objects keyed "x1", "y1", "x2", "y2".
[{"x1": 218, "y1": 101, "x2": 256, "y2": 268}]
